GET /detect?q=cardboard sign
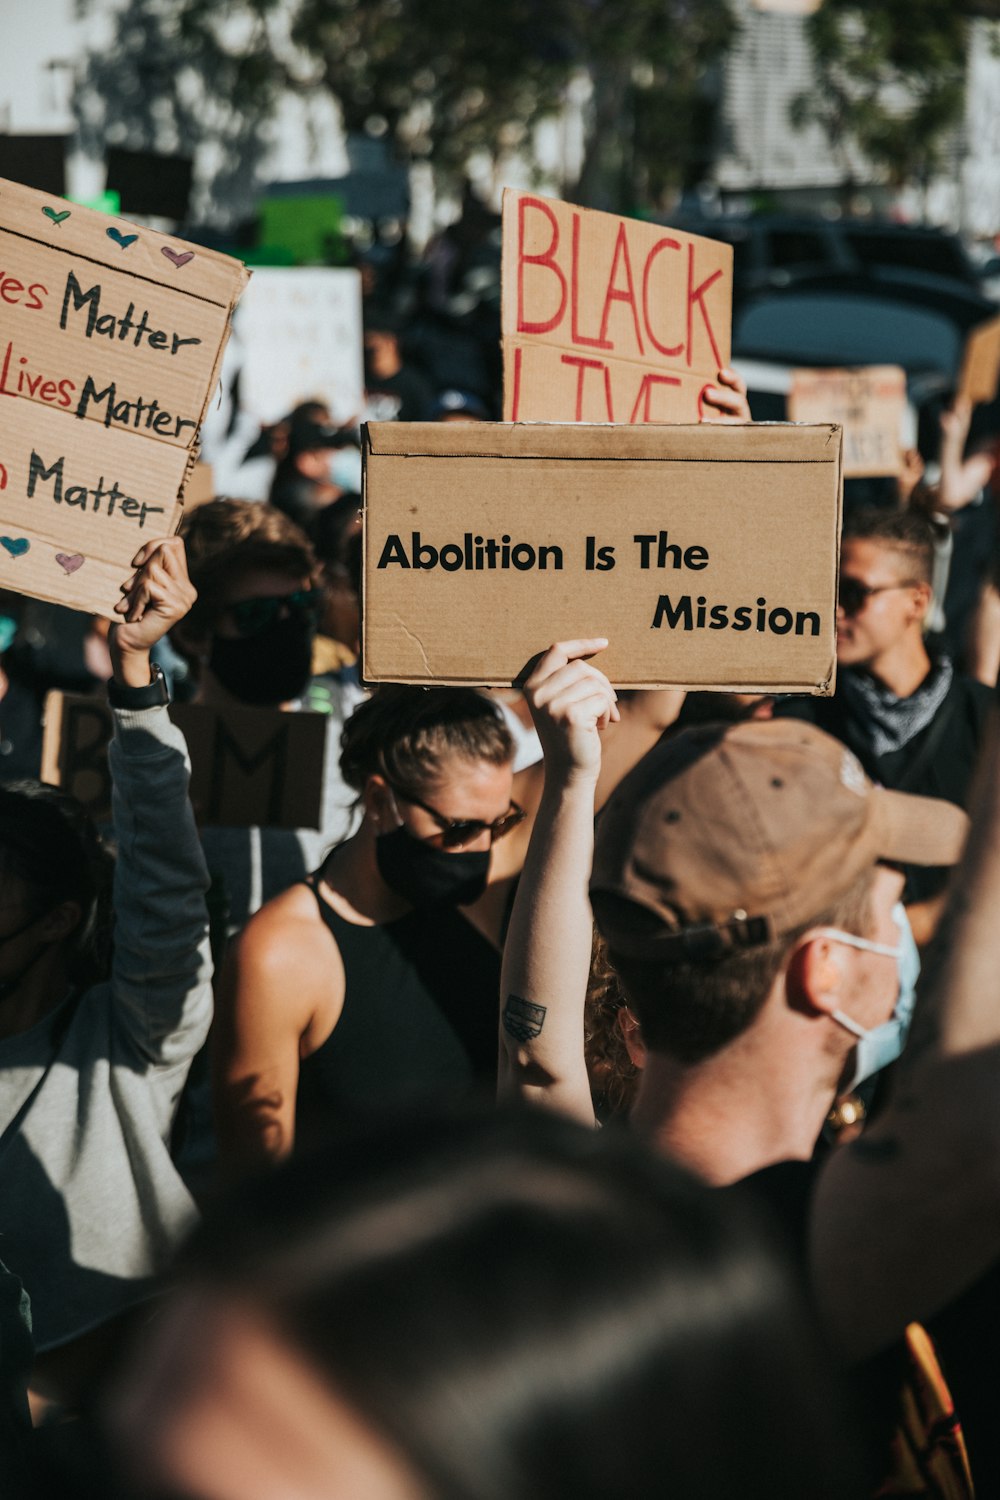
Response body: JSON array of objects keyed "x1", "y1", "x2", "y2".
[
  {"x1": 787, "y1": 366, "x2": 906, "y2": 478},
  {"x1": 501, "y1": 190, "x2": 733, "y2": 425},
  {"x1": 0, "y1": 175, "x2": 248, "y2": 617},
  {"x1": 232, "y1": 267, "x2": 364, "y2": 426},
  {"x1": 751, "y1": 0, "x2": 821, "y2": 12},
  {"x1": 41, "y1": 694, "x2": 328, "y2": 830},
  {"x1": 957, "y1": 315, "x2": 1000, "y2": 407},
  {"x1": 363, "y1": 421, "x2": 842, "y2": 694},
  {"x1": 184, "y1": 462, "x2": 216, "y2": 510}
]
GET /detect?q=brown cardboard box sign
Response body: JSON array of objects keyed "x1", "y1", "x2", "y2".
[
  {"x1": 958, "y1": 314, "x2": 1000, "y2": 408},
  {"x1": 363, "y1": 421, "x2": 843, "y2": 694},
  {"x1": 0, "y1": 175, "x2": 248, "y2": 617},
  {"x1": 42, "y1": 693, "x2": 327, "y2": 830}
]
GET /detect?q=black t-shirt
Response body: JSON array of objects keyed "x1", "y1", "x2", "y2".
[
  {"x1": 733, "y1": 1154, "x2": 999, "y2": 1495},
  {"x1": 727, "y1": 1158, "x2": 922, "y2": 1490},
  {"x1": 365, "y1": 365, "x2": 434, "y2": 422}
]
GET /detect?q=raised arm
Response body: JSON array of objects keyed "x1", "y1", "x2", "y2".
[
  {"x1": 107, "y1": 539, "x2": 213, "y2": 1070},
  {"x1": 595, "y1": 689, "x2": 684, "y2": 811},
  {"x1": 936, "y1": 396, "x2": 995, "y2": 515},
  {"x1": 809, "y1": 708, "x2": 1000, "y2": 1360},
  {"x1": 498, "y1": 640, "x2": 618, "y2": 1122}
]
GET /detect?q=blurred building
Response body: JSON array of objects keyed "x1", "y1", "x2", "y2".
[
  {"x1": 709, "y1": 0, "x2": 981, "y2": 233},
  {"x1": 2, "y1": 0, "x2": 1000, "y2": 242}
]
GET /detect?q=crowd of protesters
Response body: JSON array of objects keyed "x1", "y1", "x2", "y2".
[{"x1": 3, "y1": 217, "x2": 1000, "y2": 1500}]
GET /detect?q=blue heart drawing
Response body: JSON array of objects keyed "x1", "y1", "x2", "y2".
[
  {"x1": 0, "y1": 537, "x2": 30, "y2": 558},
  {"x1": 106, "y1": 227, "x2": 138, "y2": 249}
]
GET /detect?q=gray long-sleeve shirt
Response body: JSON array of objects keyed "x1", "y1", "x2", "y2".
[{"x1": 0, "y1": 704, "x2": 213, "y2": 1351}]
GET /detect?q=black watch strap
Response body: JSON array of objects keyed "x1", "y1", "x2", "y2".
[{"x1": 108, "y1": 662, "x2": 170, "y2": 710}]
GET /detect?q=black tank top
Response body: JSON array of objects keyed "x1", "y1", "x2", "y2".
[{"x1": 295, "y1": 878, "x2": 501, "y2": 1139}]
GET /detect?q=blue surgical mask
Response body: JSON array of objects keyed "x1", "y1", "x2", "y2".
[
  {"x1": 329, "y1": 446, "x2": 362, "y2": 492},
  {"x1": 820, "y1": 902, "x2": 919, "y2": 1091}
]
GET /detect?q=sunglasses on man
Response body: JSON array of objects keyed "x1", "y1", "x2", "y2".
[
  {"x1": 385, "y1": 779, "x2": 526, "y2": 850},
  {"x1": 838, "y1": 576, "x2": 921, "y2": 618},
  {"x1": 227, "y1": 588, "x2": 325, "y2": 638}
]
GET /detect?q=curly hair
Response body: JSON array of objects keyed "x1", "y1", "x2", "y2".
[{"x1": 585, "y1": 932, "x2": 640, "y2": 1122}]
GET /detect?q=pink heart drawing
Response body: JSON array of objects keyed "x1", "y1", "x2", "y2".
[
  {"x1": 162, "y1": 247, "x2": 195, "y2": 268},
  {"x1": 55, "y1": 552, "x2": 85, "y2": 574}
]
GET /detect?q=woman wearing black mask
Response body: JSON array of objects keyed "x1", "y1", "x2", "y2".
[
  {"x1": 176, "y1": 500, "x2": 323, "y2": 710},
  {"x1": 214, "y1": 686, "x2": 530, "y2": 1170}
]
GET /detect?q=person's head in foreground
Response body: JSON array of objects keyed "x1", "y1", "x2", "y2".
[
  {"x1": 836, "y1": 508, "x2": 935, "y2": 676},
  {"x1": 174, "y1": 499, "x2": 323, "y2": 707},
  {"x1": 590, "y1": 718, "x2": 965, "y2": 1166},
  {"x1": 0, "y1": 779, "x2": 114, "y2": 1021},
  {"x1": 105, "y1": 1106, "x2": 864, "y2": 1500},
  {"x1": 338, "y1": 686, "x2": 521, "y2": 909}
]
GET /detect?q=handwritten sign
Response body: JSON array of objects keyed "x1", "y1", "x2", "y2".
[
  {"x1": 787, "y1": 366, "x2": 906, "y2": 478},
  {"x1": 41, "y1": 694, "x2": 327, "y2": 830},
  {"x1": 501, "y1": 190, "x2": 733, "y2": 425},
  {"x1": 363, "y1": 421, "x2": 842, "y2": 694},
  {"x1": 0, "y1": 175, "x2": 248, "y2": 616}
]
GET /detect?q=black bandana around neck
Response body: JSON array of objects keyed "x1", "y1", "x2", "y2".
[{"x1": 842, "y1": 657, "x2": 954, "y2": 758}]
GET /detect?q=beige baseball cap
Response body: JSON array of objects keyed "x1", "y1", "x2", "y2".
[{"x1": 590, "y1": 718, "x2": 969, "y2": 961}]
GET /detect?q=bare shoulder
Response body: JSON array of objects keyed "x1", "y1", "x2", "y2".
[{"x1": 224, "y1": 883, "x2": 345, "y2": 1039}]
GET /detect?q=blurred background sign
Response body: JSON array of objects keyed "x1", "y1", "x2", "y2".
[
  {"x1": 0, "y1": 134, "x2": 66, "y2": 195},
  {"x1": 105, "y1": 146, "x2": 193, "y2": 222},
  {"x1": 232, "y1": 266, "x2": 364, "y2": 427}
]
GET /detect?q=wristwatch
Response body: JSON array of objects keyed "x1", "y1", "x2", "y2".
[{"x1": 108, "y1": 661, "x2": 170, "y2": 710}]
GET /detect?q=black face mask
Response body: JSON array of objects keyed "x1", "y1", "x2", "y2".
[
  {"x1": 209, "y1": 612, "x2": 316, "y2": 706},
  {"x1": 375, "y1": 825, "x2": 490, "y2": 909}
]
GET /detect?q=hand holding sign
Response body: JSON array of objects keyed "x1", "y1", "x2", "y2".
[
  {"x1": 523, "y1": 639, "x2": 621, "y2": 783},
  {"x1": 110, "y1": 535, "x2": 196, "y2": 687},
  {"x1": 699, "y1": 367, "x2": 751, "y2": 425}
]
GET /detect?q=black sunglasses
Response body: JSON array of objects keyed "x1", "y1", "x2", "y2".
[
  {"x1": 386, "y1": 779, "x2": 526, "y2": 850},
  {"x1": 227, "y1": 588, "x2": 324, "y2": 638},
  {"x1": 838, "y1": 576, "x2": 919, "y2": 618}
]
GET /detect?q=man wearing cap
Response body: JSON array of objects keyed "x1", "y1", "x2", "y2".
[
  {"x1": 431, "y1": 389, "x2": 491, "y2": 422},
  {"x1": 501, "y1": 641, "x2": 964, "y2": 1187},
  {"x1": 501, "y1": 640, "x2": 1000, "y2": 1488},
  {"x1": 268, "y1": 418, "x2": 360, "y2": 538}
]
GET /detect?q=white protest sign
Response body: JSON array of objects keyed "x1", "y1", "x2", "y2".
[{"x1": 233, "y1": 267, "x2": 364, "y2": 427}]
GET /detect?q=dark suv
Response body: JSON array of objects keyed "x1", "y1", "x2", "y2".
[{"x1": 665, "y1": 213, "x2": 988, "y2": 303}]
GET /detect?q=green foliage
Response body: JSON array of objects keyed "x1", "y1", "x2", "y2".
[
  {"x1": 75, "y1": 0, "x2": 736, "y2": 218},
  {"x1": 792, "y1": 0, "x2": 968, "y2": 188}
]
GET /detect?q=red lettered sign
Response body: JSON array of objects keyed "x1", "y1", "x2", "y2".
[{"x1": 501, "y1": 190, "x2": 732, "y2": 424}]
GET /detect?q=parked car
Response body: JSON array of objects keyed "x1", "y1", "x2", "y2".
[{"x1": 664, "y1": 212, "x2": 994, "y2": 306}]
